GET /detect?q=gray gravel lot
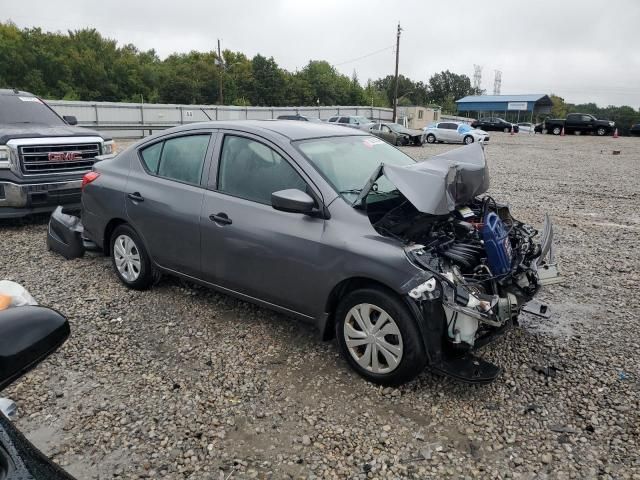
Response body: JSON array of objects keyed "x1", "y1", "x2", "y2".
[{"x1": 1, "y1": 132, "x2": 639, "y2": 479}]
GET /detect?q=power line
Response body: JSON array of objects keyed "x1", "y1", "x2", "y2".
[{"x1": 334, "y1": 45, "x2": 394, "y2": 67}]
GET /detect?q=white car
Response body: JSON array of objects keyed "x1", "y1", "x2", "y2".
[{"x1": 424, "y1": 121, "x2": 489, "y2": 145}]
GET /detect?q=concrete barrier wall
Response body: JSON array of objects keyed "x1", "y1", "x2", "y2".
[{"x1": 46, "y1": 99, "x2": 395, "y2": 139}]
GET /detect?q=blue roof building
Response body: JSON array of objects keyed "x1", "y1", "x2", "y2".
[{"x1": 456, "y1": 94, "x2": 553, "y2": 117}]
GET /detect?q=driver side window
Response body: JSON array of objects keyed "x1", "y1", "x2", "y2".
[{"x1": 217, "y1": 135, "x2": 307, "y2": 205}]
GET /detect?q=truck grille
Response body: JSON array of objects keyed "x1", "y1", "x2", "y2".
[{"x1": 19, "y1": 143, "x2": 100, "y2": 174}]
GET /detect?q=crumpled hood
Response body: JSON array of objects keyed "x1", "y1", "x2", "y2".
[
  {"x1": 359, "y1": 142, "x2": 489, "y2": 215},
  {"x1": 394, "y1": 125, "x2": 423, "y2": 136},
  {"x1": 0, "y1": 123, "x2": 106, "y2": 144}
]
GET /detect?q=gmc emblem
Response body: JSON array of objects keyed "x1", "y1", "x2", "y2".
[{"x1": 48, "y1": 151, "x2": 82, "y2": 162}]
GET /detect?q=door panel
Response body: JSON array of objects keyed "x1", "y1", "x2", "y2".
[
  {"x1": 200, "y1": 132, "x2": 326, "y2": 316},
  {"x1": 124, "y1": 132, "x2": 215, "y2": 276}
]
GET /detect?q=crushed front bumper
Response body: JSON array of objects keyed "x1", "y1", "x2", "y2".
[{"x1": 0, "y1": 179, "x2": 82, "y2": 218}]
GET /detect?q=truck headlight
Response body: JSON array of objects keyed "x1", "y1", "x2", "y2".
[
  {"x1": 0, "y1": 146, "x2": 10, "y2": 169},
  {"x1": 102, "y1": 140, "x2": 116, "y2": 155}
]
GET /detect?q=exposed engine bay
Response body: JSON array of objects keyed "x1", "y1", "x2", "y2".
[
  {"x1": 358, "y1": 143, "x2": 559, "y2": 373},
  {"x1": 368, "y1": 195, "x2": 548, "y2": 352}
]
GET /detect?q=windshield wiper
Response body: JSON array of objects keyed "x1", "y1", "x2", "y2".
[{"x1": 339, "y1": 188, "x2": 363, "y2": 195}]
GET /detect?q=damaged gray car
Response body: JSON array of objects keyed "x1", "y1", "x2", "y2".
[{"x1": 48, "y1": 121, "x2": 560, "y2": 385}]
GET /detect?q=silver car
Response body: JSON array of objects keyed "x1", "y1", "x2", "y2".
[
  {"x1": 424, "y1": 121, "x2": 489, "y2": 145},
  {"x1": 327, "y1": 115, "x2": 374, "y2": 131},
  {"x1": 51, "y1": 121, "x2": 557, "y2": 385}
]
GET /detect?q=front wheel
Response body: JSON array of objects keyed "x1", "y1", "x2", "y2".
[
  {"x1": 503, "y1": 127, "x2": 510, "y2": 133},
  {"x1": 426, "y1": 133, "x2": 436, "y2": 144},
  {"x1": 596, "y1": 127, "x2": 607, "y2": 136},
  {"x1": 463, "y1": 135, "x2": 474, "y2": 145},
  {"x1": 335, "y1": 288, "x2": 427, "y2": 386},
  {"x1": 110, "y1": 224, "x2": 154, "y2": 290}
]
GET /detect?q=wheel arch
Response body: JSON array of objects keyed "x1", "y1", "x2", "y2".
[
  {"x1": 103, "y1": 218, "x2": 128, "y2": 256},
  {"x1": 321, "y1": 276, "x2": 404, "y2": 341}
]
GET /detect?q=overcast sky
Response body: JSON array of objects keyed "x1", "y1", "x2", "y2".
[{"x1": 3, "y1": 0, "x2": 639, "y2": 107}]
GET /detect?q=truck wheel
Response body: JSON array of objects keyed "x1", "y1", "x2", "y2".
[
  {"x1": 574, "y1": 130, "x2": 582, "y2": 136},
  {"x1": 552, "y1": 126, "x2": 562, "y2": 135},
  {"x1": 335, "y1": 287, "x2": 427, "y2": 386},
  {"x1": 426, "y1": 134, "x2": 436, "y2": 144},
  {"x1": 463, "y1": 135, "x2": 474, "y2": 145},
  {"x1": 596, "y1": 127, "x2": 607, "y2": 136}
]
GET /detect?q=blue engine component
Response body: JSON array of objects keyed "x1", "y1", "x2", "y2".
[{"x1": 482, "y1": 212, "x2": 513, "y2": 275}]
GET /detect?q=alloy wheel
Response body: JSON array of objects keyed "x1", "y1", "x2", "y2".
[
  {"x1": 113, "y1": 234, "x2": 141, "y2": 282},
  {"x1": 343, "y1": 303, "x2": 403, "y2": 374}
]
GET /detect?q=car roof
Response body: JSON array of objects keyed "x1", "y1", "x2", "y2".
[
  {"x1": 157, "y1": 120, "x2": 368, "y2": 141},
  {"x1": 0, "y1": 89, "x2": 35, "y2": 97}
]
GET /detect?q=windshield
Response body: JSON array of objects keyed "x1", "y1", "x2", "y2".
[
  {"x1": 458, "y1": 124, "x2": 473, "y2": 133},
  {"x1": 295, "y1": 135, "x2": 415, "y2": 201},
  {"x1": 0, "y1": 95, "x2": 64, "y2": 125},
  {"x1": 387, "y1": 123, "x2": 405, "y2": 132},
  {"x1": 354, "y1": 116, "x2": 372, "y2": 124}
]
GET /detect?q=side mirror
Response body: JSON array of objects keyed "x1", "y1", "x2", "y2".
[
  {"x1": 63, "y1": 115, "x2": 78, "y2": 126},
  {"x1": 0, "y1": 306, "x2": 70, "y2": 391},
  {"x1": 271, "y1": 189, "x2": 315, "y2": 214}
]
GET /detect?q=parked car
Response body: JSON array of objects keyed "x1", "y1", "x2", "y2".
[
  {"x1": 327, "y1": 115, "x2": 374, "y2": 130},
  {"x1": 544, "y1": 113, "x2": 614, "y2": 136},
  {"x1": 276, "y1": 114, "x2": 322, "y2": 123},
  {"x1": 0, "y1": 89, "x2": 115, "y2": 219},
  {"x1": 49, "y1": 120, "x2": 558, "y2": 385},
  {"x1": 517, "y1": 122, "x2": 535, "y2": 133},
  {"x1": 369, "y1": 122, "x2": 425, "y2": 146},
  {"x1": 629, "y1": 123, "x2": 640, "y2": 136},
  {"x1": 470, "y1": 117, "x2": 519, "y2": 133},
  {"x1": 424, "y1": 121, "x2": 489, "y2": 145},
  {"x1": 534, "y1": 123, "x2": 545, "y2": 134},
  {"x1": 0, "y1": 295, "x2": 73, "y2": 479}
]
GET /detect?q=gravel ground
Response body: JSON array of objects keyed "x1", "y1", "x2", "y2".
[{"x1": 1, "y1": 132, "x2": 639, "y2": 479}]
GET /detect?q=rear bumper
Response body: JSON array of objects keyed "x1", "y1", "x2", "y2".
[{"x1": 0, "y1": 179, "x2": 82, "y2": 218}]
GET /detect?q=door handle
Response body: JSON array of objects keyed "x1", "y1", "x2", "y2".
[
  {"x1": 127, "y1": 192, "x2": 144, "y2": 202},
  {"x1": 209, "y1": 212, "x2": 232, "y2": 225}
]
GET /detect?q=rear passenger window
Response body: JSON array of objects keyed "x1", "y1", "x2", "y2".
[
  {"x1": 158, "y1": 135, "x2": 210, "y2": 185},
  {"x1": 338, "y1": 117, "x2": 350, "y2": 123},
  {"x1": 140, "y1": 142, "x2": 163, "y2": 173},
  {"x1": 140, "y1": 134, "x2": 210, "y2": 185}
]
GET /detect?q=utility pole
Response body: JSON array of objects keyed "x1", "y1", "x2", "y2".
[
  {"x1": 217, "y1": 39, "x2": 224, "y2": 105},
  {"x1": 392, "y1": 22, "x2": 402, "y2": 123}
]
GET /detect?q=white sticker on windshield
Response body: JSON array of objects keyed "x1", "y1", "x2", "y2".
[
  {"x1": 18, "y1": 96, "x2": 42, "y2": 103},
  {"x1": 363, "y1": 137, "x2": 385, "y2": 148}
]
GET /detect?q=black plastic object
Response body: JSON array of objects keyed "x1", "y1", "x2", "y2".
[
  {"x1": 1, "y1": 409, "x2": 77, "y2": 480},
  {"x1": 430, "y1": 354, "x2": 502, "y2": 384},
  {"x1": 0, "y1": 306, "x2": 70, "y2": 392},
  {"x1": 47, "y1": 206, "x2": 85, "y2": 259}
]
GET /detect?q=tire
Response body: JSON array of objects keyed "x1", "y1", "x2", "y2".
[
  {"x1": 596, "y1": 127, "x2": 607, "y2": 136},
  {"x1": 463, "y1": 135, "x2": 474, "y2": 145},
  {"x1": 552, "y1": 126, "x2": 562, "y2": 135},
  {"x1": 335, "y1": 287, "x2": 427, "y2": 386},
  {"x1": 503, "y1": 127, "x2": 510, "y2": 133},
  {"x1": 426, "y1": 133, "x2": 436, "y2": 144},
  {"x1": 395, "y1": 137, "x2": 403, "y2": 146},
  {"x1": 110, "y1": 224, "x2": 154, "y2": 290}
]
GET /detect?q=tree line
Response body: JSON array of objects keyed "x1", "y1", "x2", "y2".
[{"x1": 0, "y1": 22, "x2": 479, "y2": 112}]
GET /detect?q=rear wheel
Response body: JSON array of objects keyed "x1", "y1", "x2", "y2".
[
  {"x1": 463, "y1": 135, "x2": 474, "y2": 145},
  {"x1": 552, "y1": 126, "x2": 562, "y2": 135},
  {"x1": 110, "y1": 224, "x2": 153, "y2": 290},
  {"x1": 426, "y1": 133, "x2": 436, "y2": 144},
  {"x1": 335, "y1": 287, "x2": 427, "y2": 385}
]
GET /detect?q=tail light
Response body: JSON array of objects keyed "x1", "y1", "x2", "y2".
[{"x1": 81, "y1": 171, "x2": 100, "y2": 190}]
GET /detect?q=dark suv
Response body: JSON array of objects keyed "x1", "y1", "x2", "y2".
[
  {"x1": 0, "y1": 89, "x2": 114, "y2": 218},
  {"x1": 470, "y1": 117, "x2": 519, "y2": 133}
]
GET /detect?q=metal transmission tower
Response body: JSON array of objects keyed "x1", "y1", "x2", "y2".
[
  {"x1": 493, "y1": 70, "x2": 502, "y2": 95},
  {"x1": 473, "y1": 65, "x2": 482, "y2": 91}
]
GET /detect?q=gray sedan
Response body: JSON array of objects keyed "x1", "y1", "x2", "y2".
[{"x1": 56, "y1": 120, "x2": 557, "y2": 385}]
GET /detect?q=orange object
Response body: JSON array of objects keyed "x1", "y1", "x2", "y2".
[
  {"x1": 0, "y1": 294, "x2": 11, "y2": 311},
  {"x1": 613, "y1": 128, "x2": 619, "y2": 138},
  {"x1": 561, "y1": 127, "x2": 565, "y2": 136},
  {"x1": 510, "y1": 126, "x2": 514, "y2": 135}
]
